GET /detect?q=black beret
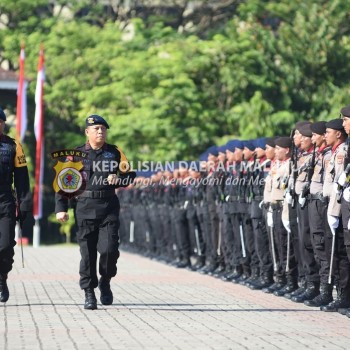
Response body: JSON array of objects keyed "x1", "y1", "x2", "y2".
[
  {"x1": 275, "y1": 137, "x2": 292, "y2": 149},
  {"x1": 86, "y1": 114, "x2": 110, "y2": 129},
  {"x1": 326, "y1": 119, "x2": 344, "y2": 131},
  {"x1": 298, "y1": 123, "x2": 313, "y2": 137},
  {"x1": 341, "y1": 105, "x2": 350, "y2": 118},
  {"x1": 310, "y1": 121, "x2": 326, "y2": 135},
  {"x1": 265, "y1": 137, "x2": 277, "y2": 147},
  {"x1": 295, "y1": 121, "x2": 311, "y2": 131},
  {"x1": 0, "y1": 107, "x2": 6, "y2": 121}
]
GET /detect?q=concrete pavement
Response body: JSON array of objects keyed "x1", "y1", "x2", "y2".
[{"x1": 1, "y1": 246, "x2": 350, "y2": 350}]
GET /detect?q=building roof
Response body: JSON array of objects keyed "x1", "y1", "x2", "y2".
[{"x1": 0, "y1": 68, "x2": 19, "y2": 90}]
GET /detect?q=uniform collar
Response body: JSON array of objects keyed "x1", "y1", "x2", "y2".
[
  {"x1": 85, "y1": 141, "x2": 107, "y2": 151},
  {"x1": 331, "y1": 141, "x2": 344, "y2": 153}
]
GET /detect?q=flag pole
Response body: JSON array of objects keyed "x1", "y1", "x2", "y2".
[
  {"x1": 33, "y1": 44, "x2": 45, "y2": 248},
  {"x1": 16, "y1": 43, "x2": 27, "y2": 142}
]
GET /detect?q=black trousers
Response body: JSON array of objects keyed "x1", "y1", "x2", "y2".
[
  {"x1": 0, "y1": 204, "x2": 16, "y2": 275},
  {"x1": 240, "y1": 203, "x2": 258, "y2": 275},
  {"x1": 296, "y1": 202, "x2": 320, "y2": 283},
  {"x1": 229, "y1": 203, "x2": 243, "y2": 269},
  {"x1": 269, "y1": 204, "x2": 297, "y2": 282},
  {"x1": 288, "y1": 204, "x2": 302, "y2": 281},
  {"x1": 251, "y1": 201, "x2": 273, "y2": 277},
  {"x1": 340, "y1": 199, "x2": 350, "y2": 292},
  {"x1": 222, "y1": 203, "x2": 235, "y2": 269},
  {"x1": 186, "y1": 204, "x2": 205, "y2": 260},
  {"x1": 308, "y1": 198, "x2": 332, "y2": 284},
  {"x1": 207, "y1": 203, "x2": 220, "y2": 265},
  {"x1": 174, "y1": 207, "x2": 191, "y2": 261},
  {"x1": 76, "y1": 216, "x2": 120, "y2": 289}
]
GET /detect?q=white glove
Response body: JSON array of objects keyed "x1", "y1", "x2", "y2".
[
  {"x1": 327, "y1": 215, "x2": 339, "y2": 232},
  {"x1": 337, "y1": 172, "x2": 347, "y2": 187},
  {"x1": 333, "y1": 182, "x2": 340, "y2": 193},
  {"x1": 259, "y1": 200, "x2": 264, "y2": 209},
  {"x1": 343, "y1": 187, "x2": 350, "y2": 202},
  {"x1": 267, "y1": 211, "x2": 273, "y2": 227},
  {"x1": 282, "y1": 218, "x2": 291, "y2": 233},
  {"x1": 107, "y1": 174, "x2": 118, "y2": 185},
  {"x1": 298, "y1": 194, "x2": 306, "y2": 207},
  {"x1": 348, "y1": 218, "x2": 350, "y2": 231},
  {"x1": 285, "y1": 191, "x2": 292, "y2": 205}
]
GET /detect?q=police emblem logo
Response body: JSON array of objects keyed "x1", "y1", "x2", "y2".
[
  {"x1": 103, "y1": 151, "x2": 114, "y2": 159},
  {"x1": 51, "y1": 149, "x2": 87, "y2": 198},
  {"x1": 53, "y1": 160, "x2": 84, "y2": 195}
]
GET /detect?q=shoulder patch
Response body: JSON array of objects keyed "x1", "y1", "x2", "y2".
[{"x1": 337, "y1": 154, "x2": 344, "y2": 164}]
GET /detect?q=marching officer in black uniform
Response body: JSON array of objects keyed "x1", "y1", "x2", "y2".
[
  {"x1": 0, "y1": 107, "x2": 32, "y2": 303},
  {"x1": 55, "y1": 115, "x2": 136, "y2": 310}
]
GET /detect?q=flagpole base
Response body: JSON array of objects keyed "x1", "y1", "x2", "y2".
[{"x1": 33, "y1": 219, "x2": 40, "y2": 248}]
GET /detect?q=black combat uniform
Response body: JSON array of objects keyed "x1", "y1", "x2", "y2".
[
  {"x1": 0, "y1": 108, "x2": 32, "y2": 303},
  {"x1": 55, "y1": 115, "x2": 135, "y2": 309}
]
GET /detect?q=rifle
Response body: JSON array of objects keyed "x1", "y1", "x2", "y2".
[
  {"x1": 300, "y1": 143, "x2": 316, "y2": 209},
  {"x1": 237, "y1": 154, "x2": 245, "y2": 202},
  {"x1": 289, "y1": 130, "x2": 298, "y2": 208},
  {"x1": 246, "y1": 154, "x2": 257, "y2": 203}
]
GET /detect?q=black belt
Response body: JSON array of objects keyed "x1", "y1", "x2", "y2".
[
  {"x1": 228, "y1": 196, "x2": 238, "y2": 202},
  {"x1": 308, "y1": 193, "x2": 328, "y2": 203},
  {"x1": 270, "y1": 201, "x2": 283, "y2": 210},
  {"x1": 253, "y1": 195, "x2": 263, "y2": 201},
  {"x1": 77, "y1": 190, "x2": 115, "y2": 199}
]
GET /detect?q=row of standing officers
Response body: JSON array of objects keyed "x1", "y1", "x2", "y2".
[{"x1": 119, "y1": 105, "x2": 350, "y2": 318}]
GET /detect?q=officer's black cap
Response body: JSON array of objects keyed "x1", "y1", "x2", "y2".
[
  {"x1": 310, "y1": 121, "x2": 327, "y2": 135},
  {"x1": 275, "y1": 137, "x2": 292, "y2": 149},
  {"x1": 326, "y1": 119, "x2": 344, "y2": 131},
  {"x1": 265, "y1": 137, "x2": 276, "y2": 147},
  {"x1": 295, "y1": 121, "x2": 311, "y2": 131},
  {"x1": 298, "y1": 123, "x2": 313, "y2": 137},
  {"x1": 86, "y1": 114, "x2": 109, "y2": 129},
  {"x1": 340, "y1": 105, "x2": 350, "y2": 118},
  {"x1": 0, "y1": 107, "x2": 6, "y2": 121}
]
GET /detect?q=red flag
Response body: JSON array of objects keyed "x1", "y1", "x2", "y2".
[
  {"x1": 33, "y1": 45, "x2": 45, "y2": 220},
  {"x1": 16, "y1": 44, "x2": 27, "y2": 141}
]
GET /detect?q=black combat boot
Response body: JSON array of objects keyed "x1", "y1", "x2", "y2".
[
  {"x1": 98, "y1": 277, "x2": 113, "y2": 305},
  {"x1": 262, "y1": 278, "x2": 286, "y2": 294},
  {"x1": 321, "y1": 288, "x2": 350, "y2": 312},
  {"x1": 176, "y1": 258, "x2": 191, "y2": 269},
  {"x1": 345, "y1": 308, "x2": 350, "y2": 318},
  {"x1": 199, "y1": 263, "x2": 217, "y2": 275},
  {"x1": 233, "y1": 273, "x2": 250, "y2": 285},
  {"x1": 0, "y1": 274, "x2": 9, "y2": 303},
  {"x1": 249, "y1": 275, "x2": 274, "y2": 290},
  {"x1": 228, "y1": 266, "x2": 243, "y2": 282},
  {"x1": 291, "y1": 282, "x2": 320, "y2": 303},
  {"x1": 304, "y1": 283, "x2": 333, "y2": 307},
  {"x1": 284, "y1": 279, "x2": 306, "y2": 299},
  {"x1": 192, "y1": 257, "x2": 205, "y2": 271},
  {"x1": 212, "y1": 264, "x2": 226, "y2": 278},
  {"x1": 84, "y1": 287, "x2": 97, "y2": 310},
  {"x1": 243, "y1": 267, "x2": 260, "y2": 287},
  {"x1": 274, "y1": 278, "x2": 298, "y2": 297}
]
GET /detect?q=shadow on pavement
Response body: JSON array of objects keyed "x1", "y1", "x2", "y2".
[{"x1": 1, "y1": 303, "x2": 319, "y2": 312}]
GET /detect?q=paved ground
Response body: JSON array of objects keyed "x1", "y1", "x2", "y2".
[{"x1": 1, "y1": 246, "x2": 350, "y2": 350}]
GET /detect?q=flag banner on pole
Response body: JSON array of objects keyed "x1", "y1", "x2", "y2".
[
  {"x1": 33, "y1": 45, "x2": 45, "y2": 220},
  {"x1": 16, "y1": 44, "x2": 27, "y2": 142}
]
